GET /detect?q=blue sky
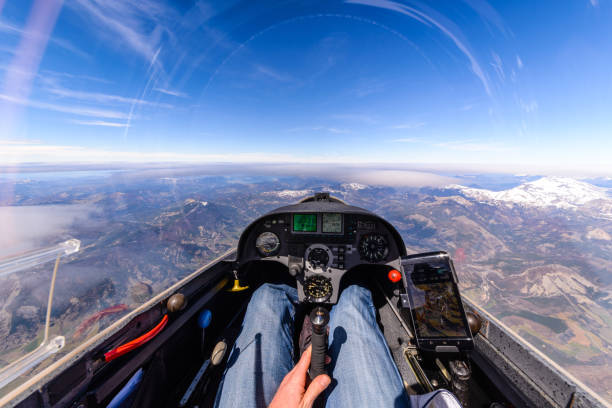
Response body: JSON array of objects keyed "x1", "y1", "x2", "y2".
[{"x1": 0, "y1": 0, "x2": 610, "y2": 175}]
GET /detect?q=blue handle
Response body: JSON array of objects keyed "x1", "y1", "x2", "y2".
[{"x1": 198, "y1": 309, "x2": 212, "y2": 329}]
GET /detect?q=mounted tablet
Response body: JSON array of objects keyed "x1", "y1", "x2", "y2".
[{"x1": 401, "y1": 252, "x2": 474, "y2": 353}]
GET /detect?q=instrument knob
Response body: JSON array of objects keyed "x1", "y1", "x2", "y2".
[
  {"x1": 289, "y1": 264, "x2": 302, "y2": 277},
  {"x1": 466, "y1": 311, "x2": 482, "y2": 335},
  {"x1": 167, "y1": 293, "x2": 187, "y2": 312}
]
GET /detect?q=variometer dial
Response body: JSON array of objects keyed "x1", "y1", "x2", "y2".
[
  {"x1": 303, "y1": 275, "x2": 333, "y2": 303},
  {"x1": 358, "y1": 233, "x2": 389, "y2": 263},
  {"x1": 255, "y1": 232, "x2": 280, "y2": 256}
]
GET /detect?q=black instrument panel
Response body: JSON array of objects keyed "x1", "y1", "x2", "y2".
[
  {"x1": 242, "y1": 212, "x2": 400, "y2": 270},
  {"x1": 235, "y1": 200, "x2": 407, "y2": 305}
]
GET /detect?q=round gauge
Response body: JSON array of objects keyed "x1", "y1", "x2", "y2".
[
  {"x1": 358, "y1": 234, "x2": 389, "y2": 263},
  {"x1": 305, "y1": 244, "x2": 333, "y2": 272},
  {"x1": 303, "y1": 275, "x2": 333, "y2": 303},
  {"x1": 255, "y1": 232, "x2": 280, "y2": 256},
  {"x1": 307, "y1": 248, "x2": 329, "y2": 269}
]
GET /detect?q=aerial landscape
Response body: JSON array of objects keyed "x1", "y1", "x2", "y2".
[
  {"x1": 0, "y1": 170, "x2": 610, "y2": 401},
  {"x1": 1, "y1": 0, "x2": 611, "y2": 405}
]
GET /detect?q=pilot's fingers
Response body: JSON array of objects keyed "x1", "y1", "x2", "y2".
[
  {"x1": 300, "y1": 374, "x2": 331, "y2": 408},
  {"x1": 295, "y1": 345, "x2": 312, "y2": 373}
]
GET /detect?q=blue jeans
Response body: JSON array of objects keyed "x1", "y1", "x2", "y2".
[{"x1": 214, "y1": 283, "x2": 460, "y2": 408}]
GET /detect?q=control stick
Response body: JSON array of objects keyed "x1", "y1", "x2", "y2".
[{"x1": 309, "y1": 306, "x2": 330, "y2": 380}]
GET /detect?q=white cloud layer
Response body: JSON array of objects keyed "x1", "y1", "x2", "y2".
[
  {"x1": 1, "y1": 139, "x2": 610, "y2": 178},
  {"x1": 0, "y1": 204, "x2": 99, "y2": 257},
  {"x1": 338, "y1": 170, "x2": 458, "y2": 187}
]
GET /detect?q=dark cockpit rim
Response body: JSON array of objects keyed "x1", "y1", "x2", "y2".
[{"x1": 233, "y1": 198, "x2": 407, "y2": 263}]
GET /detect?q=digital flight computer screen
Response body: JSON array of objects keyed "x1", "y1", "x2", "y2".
[
  {"x1": 407, "y1": 263, "x2": 469, "y2": 338},
  {"x1": 293, "y1": 214, "x2": 317, "y2": 232},
  {"x1": 322, "y1": 213, "x2": 342, "y2": 233}
]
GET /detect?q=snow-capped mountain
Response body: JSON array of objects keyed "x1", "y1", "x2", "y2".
[
  {"x1": 448, "y1": 177, "x2": 610, "y2": 210},
  {"x1": 262, "y1": 189, "x2": 312, "y2": 199},
  {"x1": 341, "y1": 182, "x2": 368, "y2": 190}
]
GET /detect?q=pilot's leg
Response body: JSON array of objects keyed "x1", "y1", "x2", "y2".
[
  {"x1": 326, "y1": 284, "x2": 410, "y2": 407},
  {"x1": 214, "y1": 283, "x2": 298, "y2": 408}
]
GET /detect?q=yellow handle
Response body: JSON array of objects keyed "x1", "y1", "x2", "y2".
[{"x1": 228, "y1": 279, "x2": 249, "y2": 292}]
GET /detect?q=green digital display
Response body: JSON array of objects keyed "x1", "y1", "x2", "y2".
[{"x1": 293, "y1": 214, "x2": 317, "y2": 232}]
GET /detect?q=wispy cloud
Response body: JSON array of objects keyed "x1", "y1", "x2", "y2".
[
  {"x1": 0, "y1": 93, "x2": 130, "y2": 119},
  {"x1": 0, "y1": 65, "x2": 112, "y2": 86},
  {"x1": 590, "y1": 0, "x2": 599, "y2": 7},
  {"x1": 391, "y1": 137, "x2": 511, "y2": 151},
  {"x1": 350, "y1": 78, "x2": 387, "y2": 98},
  {"x1": 391, "y1": 137, "x2": 421, "y2": 143},
  {"x1": 48, "y1": 37, "x2": 91, "y2": 60},
  {"x1": 460, "y1": 0, "x2": 510, "y2": 36},
  {"x1": 347, "y1": 0, "x2": 492, "y2": 96},
  {"x1": 435, "y1": 139, "x2": 514, "y2": 152},
  {"x1": 0, "y1": 17, "x2": 89, "y2": 59},
  {"x1": 390, "y1": 122, "x2": 426, "y2": 129},
  {"x1": 490, "y1": 52, "x2": 505, "y2": 81},
  {"x1": 0, "y1": 19, "x2": 20, "y2": 35},
  {"x1": 69, "y1": 0, "x2": 174, "y2": 62},
  {"x1": 330, "y1": 113, "x2": 377, "y2": 124},
  {"x1": 40, "y1": 69, "x2": 113, "y2": 85},
  {"x1": 71, "y1": 120, "x2": 130, "y2": 128},
  {"x1": 46, "y1": 86, "x2": 171, "y2": 108},
  {"x1": 153, "y1": 87, "x2": 187, "y2": 98},
  {"x1": 516, "y1": 55, "x2": 523, "y2": 69},
  {"x1": 0, "y1": 138, "x2": 41, "y2": 145},
  {"x1": 253, "y1": 64, "x2": 294, "y2": 82},
  {"x1": 324, "y1": 127, "x2": 350, "y2": 134},
  {"x1": 287, "y1": 126, "x2": 351, "y2": 134},
  {"x1": 520, "y1": 99, "x2": 538, "y2": 113}
]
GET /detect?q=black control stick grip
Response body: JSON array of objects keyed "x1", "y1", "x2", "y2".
[
  {"x1": 310, "y1": 328, "x2": 327, "y2": 378},
  {"x1": 309, "y1": 307, "x2": 330, "y2": 380}
]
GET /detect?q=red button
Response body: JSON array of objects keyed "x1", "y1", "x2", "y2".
[{"x1": 388, "y1": 269, "x2": 402, "y2": 283}]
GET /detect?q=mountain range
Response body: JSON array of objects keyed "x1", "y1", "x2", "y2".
[
  {"x1": 0, "y1": 174, "x2": 610, "y2": 401},
  {"x1": 448, "y1": 177, "x2": 611, "y2": 215}
]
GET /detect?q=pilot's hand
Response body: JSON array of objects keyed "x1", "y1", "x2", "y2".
[{"x1": 269, "y1": 345, "x2": 331, "y2": 408}]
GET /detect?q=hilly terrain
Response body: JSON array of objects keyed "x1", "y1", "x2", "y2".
[{"x1": 0, "y1": 173, "x2": 610, "y2": 401}]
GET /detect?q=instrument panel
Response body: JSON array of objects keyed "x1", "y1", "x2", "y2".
[
  {"x1": 238, "y1": 207, "x2": 405, "y2": 304},
  {"x1": 246, "y1": 212, "x2": 398, "y2": 267}
]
